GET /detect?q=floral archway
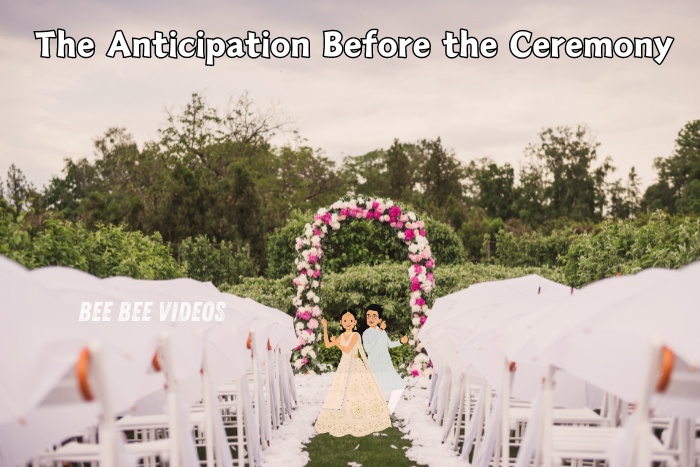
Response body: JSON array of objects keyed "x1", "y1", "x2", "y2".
[{"x1": 291, "y1": 194, "x2": 434, "y2": 376}]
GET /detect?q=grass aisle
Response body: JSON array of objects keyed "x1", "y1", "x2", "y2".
[
  {"x1": 264, "y1": 373, "x2": 466, "y2": 466},
  {"x1": 303, "y1": 425, "x2": 427, "y2": 467}
]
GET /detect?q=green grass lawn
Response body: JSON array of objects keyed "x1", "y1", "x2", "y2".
[{"x1": 303, "y1": 423, "x2": 428, "y2": 467}]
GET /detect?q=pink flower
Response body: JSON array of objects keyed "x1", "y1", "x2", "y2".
[
  {"x1": 313, "y1": 269, "x2": 321, "y2": 278},
  {"x1": 421, "y1": 248, "x2": 432, "y2": 260},
  {"x1": 323, "y1": 213, "x2": 332, "y2": 224},
  {"x1": 312, "y1": 306, "x2": 321, "y2": 317},
  {"x1": 416, "y1": 297, "x2": 425, "y2": 306},
  {"x1": 340, "y1": 208, "x2": 348, "y2": 216},
  {"x1": 411, "y1": 282, "x2": 421, "y2": 292},
  {"x1": 413, "y1": 264, "x2": 423, "y2": 274},
  {"x1": 295, "y1": 238, "x2": 303, "y2": 251},
  {"x1": 411, "y1": 370, "x2": 420, "y2": 377},
  {"x1": 404, "y1": 229, "x2": 415, "y2": 241},
  {"x1": 308, "y1": 318, "x2": 319, "y2": 329},
  {"x1": 301, "y1": 311, "x2": 311, "y2": 321},
  {"x1": 313, "y1": 228, "x2": 321, "y2": 236},
  {"x1": 420, "y1": 315, "x2": 427, "y2": 326},
  {"x1": 396, "y1": 221, "x2": 404, "y2": 229},
  {"x1": 389, "y1": 205, "x2": 402, "y2": 219},
  {"x1": 409, "y1": 254, "x2": 422, "y2": 263},
  {"x1": 306, "y1": 328, "x2": 313, "y2": 334},
  {"x1": 427, "y1": 272, "x2": 435, "y2": 283},
  {"x1": 372, "y1": 201, "x2": 379, "y2": 210},
  {"x1": 302, "y1": 357, "x2": 309, "y2": 364},
  {"x1": 411, "y1": 276, "x2": 420, "y2": 285},
  {"x1": 400, "y1": 214, "x2": 409, "y2": 222},
  {"x1": 308, "y1": 255, "x2": 318, "y2": 264},
  {"x1": 419, "y1": 229, "x2": 426, "y2": 237},
  {"x1": 425, "y1": 260, "x2": 435, "y2": 269}
]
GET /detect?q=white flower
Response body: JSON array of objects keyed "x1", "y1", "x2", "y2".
[
  {"x1": 306, "y1": 291, "x2": 316, "y2": 300},
  {"x1": 411, "y1": 290, "x2": 422, "y2": 299},
  {"x1": 412, "y1": 317, "x2": 421, "y2": 326},
  {"x1": 295, "y1": 322, "x2": 305, "y2": 331},
  {"x1": 313, "y1": 296, "x2": 320, "y2": 303},
  {"x1": 411, "y1": 328, "x2": 419, "y2": 336},
  {"x1": 415, "y1": 353, "x2": 430, "y2": 364},
  {"x1": 411, "y1": 305, "x2": 421, "y2": 312},
  {"x1": 312, "y1": 280, "x2": 319, "y2": 288},
  {"x1": 292, "y1": 298, "x2": 302, "y2": 307},
  {"x1": 398, "y1": 232, "x2": 405, "y2": 240},
  {"x1": 299, "y1": 275, "x2": 309, "y2": 285},
  {"x1": 311, "y1": 235, "x2": 321, "y2": 245},
  {"x1": 365, "y1": 201, "x2": 372, "y2": 209},
  {"x1": 317, "y1": 208, "x2": 327, "y2": 215},
  {"x1": 408, "y1": 340, "x2": 415, "y2": 346},
  {"x1": 409, "y1": 297, "x2": 416, "y2": 306},
  {"x1": 408, "y1": 243, "x2": 419, "y2": 253},
  {"x1": 423, "y1": 308, "x2": 430, "y2": 316},
  {"x1": 342, "y1": 201, "x2": 350, "y2": 209},
  {"x1": 308, "y1": 350, "x2": 317, "y2": 359},
  {"x1": 293, "y1": 359, "x2": 304, "y2": 370},
  {"x1": 302, "y1": 238, "x2": 310, "y2": 245},
  {"x1": 408, "y1": 212, "x2": 417, "y2": 221},
  {"x1": 321, "y1": 225, "x2": 328, "y2": 234},
  {"x1": 386, "y1": 200, "x2": 394, "y2": 207},
  {"x1": 309, "y1": 247, "x2": 318, "y2": 255},
  {"x1": 331, "y1": 201, "x2": 341, "y2": 210},
  {"x1": 331, "y1": 222, "x2": 341, "y2": 230},
  {"x1": 418, "y1": 273, "x2": 427, "y2": 283}
]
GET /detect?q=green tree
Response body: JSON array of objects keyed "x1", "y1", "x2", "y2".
[
  {"x1": 675, "y1": 179, "x2": 700, "y2": 215},
  {"x1": 608, "y1": 167, "x2": 641, "y2": 219},
  {"x1": 522, "y1": 125, "x2": 613, "y2": 223},
  {"x1": 5, "y1": 164, "x2": 38, "y2": 216},
  {"x1": 465, "y1": 158, "x2": 517, "y2": 220},
  {"x1": 643, "y1": 120, "x2": 700, "y2": 212}
]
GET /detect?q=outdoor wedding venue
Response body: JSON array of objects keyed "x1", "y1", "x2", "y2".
[
  {"x1": 3, "y1": 0, "x2": 700, "y2": 465},
  {"x1": 1, "y1": 90, "x2": 699, "y2": 465}
]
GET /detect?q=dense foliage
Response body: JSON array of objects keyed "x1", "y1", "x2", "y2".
[
  {"x1": 265, "y1": 209, "x2": 465, "y2": 279},
  {"x1": 222, "y1": 262, "x2": 566, "y2": 369},
  {"x1": 0, "y1": 207, "x2": 182, "y2": 279},
  {"x1": 562, "y1": 212, "x2": 700, "y2": 287},
  {"x1": 5, "y1": 94, "x2": 696, "y2": 270}
]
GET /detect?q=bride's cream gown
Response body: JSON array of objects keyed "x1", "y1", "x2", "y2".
[{"x1": 314, "y1": 331, "x2": 392, "y2": 437}]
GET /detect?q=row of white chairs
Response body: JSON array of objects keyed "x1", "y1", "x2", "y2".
[
  {"x1": 420, "y1": 265, "x2": 700, "y2": 466},
  {"x1": 0, "y1": 256, "x2": 299, "y2": 467}
]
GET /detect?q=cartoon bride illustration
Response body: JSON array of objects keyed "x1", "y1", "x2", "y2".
[{"x1": 314, "y1": 310, "x2": 392, "y2": 437}]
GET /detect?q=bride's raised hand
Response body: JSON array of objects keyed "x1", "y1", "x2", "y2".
[{"x1": 321, "y1": 318, "x2": 328, "y2": 328}]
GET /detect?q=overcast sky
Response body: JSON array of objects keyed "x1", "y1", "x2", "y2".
[{"x1": 1, "y1": 0, "x2": 699, "y2": 192}]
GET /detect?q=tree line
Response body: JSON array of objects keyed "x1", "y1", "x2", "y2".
[{"x1": 1, "y1": 92, "x2": 699, "y2": 273}]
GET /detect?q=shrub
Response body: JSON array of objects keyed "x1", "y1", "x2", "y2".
[
  {"x1": 561, "y1": 211, "x2": 700, "y2": 286},
  {"x1": 265, "y1": 210, "x2": 466, "y2": 279},
  {"x1": 222, "y1": 261, "x2": 566, "y2": 369},
  {"x1": 179, "y1": 235, "x2": 258, "y2": 286}
]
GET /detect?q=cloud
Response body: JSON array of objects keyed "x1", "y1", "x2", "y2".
[{"x1": 1, "y1": 0, "x2": 699, "y2": 190}]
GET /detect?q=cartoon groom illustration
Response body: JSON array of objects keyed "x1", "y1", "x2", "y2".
[{"x1": 362, "y1": 304, "x2": 408, "y2": 414}]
